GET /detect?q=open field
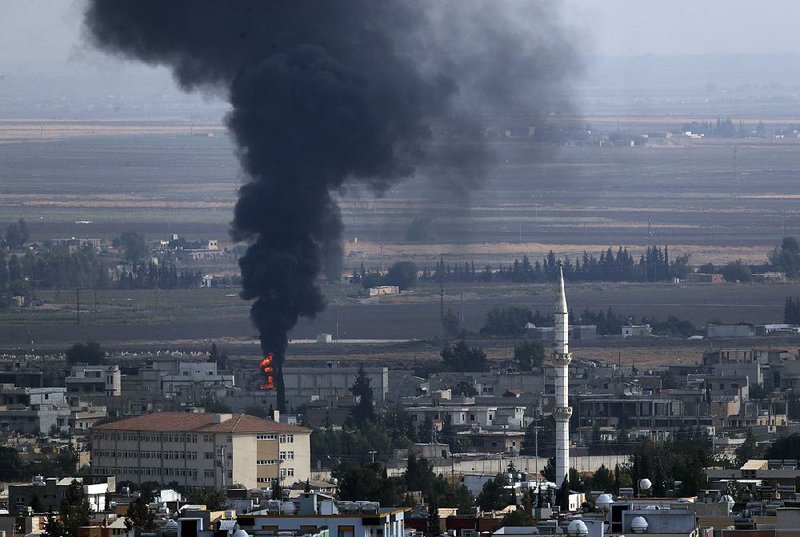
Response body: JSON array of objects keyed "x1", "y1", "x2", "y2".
[
  {"x1": 2, "y1": 124, "x2": 800, "y2": 268},
  {"x1": 3, "y1": 119, "x2": 800, "y2": 366},
  {"x1": 3, "y1": 281, "x2": 800, "y2": 357}
]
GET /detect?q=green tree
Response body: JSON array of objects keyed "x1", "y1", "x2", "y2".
[
  {"x1": 513, "y1": 341, "x2": 545, "y2": 371},
  {"x1": 441, "y1": 340, "x2": 489, "y2": 372},
  {"x1": 115, "y1": 231, "x2": 148, "y2": 264},
  {"x1": 184, "y1": 487, "x2": 226, "y2": 511},
  {"x1": 735, "y1": 429, "x2": 761, "y2": 466},
  {"x1": 349, "y1": 365, "x2": 376, "y2": 427},
  {"x1": 480, "y1": 306, "x2": 532, "y2": 337},
  {"x1": 405, "y1": 217, "x2": 435, "y2": 243},
  {"x1": 556, "y1": 477, "x2": 570, "y2": 511},
  {"x1": 65, "y1": 341, "x2": 105, "y2": 367},
  {"x1": 0, "y1": 446, "x2": 23, "y2": 479},
  {"x1": 125, "y1": 496, "x2": 155, "y2": 533},
  {"x1": 722, "y1": 260, "x2": 751, "y2": 283},
  {"x1": 386, "y1": 261, "x2": 418, "y2": 290},
  {"x1": 441, "y1": 308, "x2": 461, "y2": 338},
  {"x1": 769, "y1": 237, "x2": 800, "y2": 277},
  {"x1": 5, "y1": 221, "x2": 25, "y2": 250},
  {"x1": 590, "y1": 464, "x2": 614, "y2": 492},
  {"x1": 476, "y1": 474, "x2": 511, "y2": 511},
  {"x1": 336, "y1": 463, "x2": 403, "y2": 505},
  {"x1": 59, "y1": 480, "x2": 92, "y2": 537}
]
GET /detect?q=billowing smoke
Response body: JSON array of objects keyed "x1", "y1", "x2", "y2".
[{"x1": 83, "y1": 2, "x2": 579, "y2": 412}]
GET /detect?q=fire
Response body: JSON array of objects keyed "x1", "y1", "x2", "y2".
[{"x1": 259, "y1": 353, "x2": 275, "y2": 390}]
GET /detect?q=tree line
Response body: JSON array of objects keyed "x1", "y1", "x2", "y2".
[
  {"x1": 0, "y1": 247, "x2": 204, "y2": 307},
  {"x1": 421, "y1": 246, "x2": 686, "y2": 284}
]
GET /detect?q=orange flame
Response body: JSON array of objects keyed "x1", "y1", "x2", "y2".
[{"x1": 259, "y1": 353, "x2": 274, "y2": 390}]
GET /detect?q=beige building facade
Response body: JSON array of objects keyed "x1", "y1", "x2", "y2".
[{"x1": 90, "y1": 412, "x2": 310, "y2": 490}]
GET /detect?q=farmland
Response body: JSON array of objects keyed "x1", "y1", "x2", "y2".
[{"x1": 3, "y1": 118, "x2": 800, "y2": 362}]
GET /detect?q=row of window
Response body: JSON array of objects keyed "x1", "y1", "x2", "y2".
[
  {"x1": 256, "y1": 434, "x2": 278, "y2": 440},
  {"x1": 257, "y1": 477, "x2": 279, "y2": 483},
  {"x1": 256, "y1": 460, "x2": 279, "y2": 465},
  {"x1": 95, "y1": 466, "x2": 199, "y2": 478},
  {"x1": 95, "y1": 450, "x2": 199, "y2": 460},
  {"x1": 94, "y1": 432, "x2": 204, "y2": 443},
  {"x1": 279, "y1": 468, "x2": 295, "y2": 478}
]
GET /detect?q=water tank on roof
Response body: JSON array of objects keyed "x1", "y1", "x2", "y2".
[
  {"x1": 232, "y1": 529, "x2": 249, "y2": 537},
  {"x1": 631, "y1": 516, "x2": 648, "y2": 534},
  {"x1": 566, "y1": 520, "x2": 588, "y2": 537},
  {"x1": 596, "y1": 494, "x2": 614, "y2": 511},
  {"x1": 638, "y1": 478, "x2": 652, "y2": 491},
  {"x1": 281, "y1": 501, "x2": 297, "y2": 515}
]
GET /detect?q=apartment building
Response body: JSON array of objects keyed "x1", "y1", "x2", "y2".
[
  {"x1": 65, "y1": 365, "x2": 121, "y2": 397},
  {"x1": 90, "y1": 412, "x2": 310, "y2": 490},
  {"x1": 0, "y1": 385, "x2": 70, "y2": 434}
]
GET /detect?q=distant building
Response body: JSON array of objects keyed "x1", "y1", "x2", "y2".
[
  {"x1": 706, "y1": 324, "x2": 756, "y2": 339},
  {"x1": 66, "y1": 365, "x2": 121, "y2": 397},
  {"x1": 90, "y1": 412, "x2": 311, "y2": 490},
  {"x1": 622, "y1": 325, "x2": 652, "y2": 338},
  {"x1": 282, "y1": 365, "x2": 389, "y2": 407},
  {"x1": 0, "y1": 385, "x2": 70, "y2": 434},
  {"x1": 685, "y1": 272, "x2": 725, "y2": 284},
  {"x1": 368, "y1": 285, "x2": 399, "y2": 296},
  {"x1": 9, "y1": 476, "x2": 114, "y2": 516},
  {"x1": 236, "y1": 492, "x2": 408, "y2": 537}
]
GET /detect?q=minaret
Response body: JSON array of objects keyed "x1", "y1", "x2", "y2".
[{"x1": 552, "y1": 264, "x2": 572, "y2": 488}]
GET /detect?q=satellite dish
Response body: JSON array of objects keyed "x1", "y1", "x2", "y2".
[{"x1": 638, "y1": 478, "x2": 652, "y2": 491}]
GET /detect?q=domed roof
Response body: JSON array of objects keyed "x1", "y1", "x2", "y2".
[
  {"x1": 596, "y1": 494, "x2": 614, "y2": 509},
  {"x1": 566, "y1": 519, "x2": 588, "y2": 537},
  {"x1": 631, "y1": 516, "x2": 648, "y2": 533}
]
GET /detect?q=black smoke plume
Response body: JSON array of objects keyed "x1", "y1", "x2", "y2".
[{"x1": 84, "y1": 2, "x2": 579, "y2": 412}]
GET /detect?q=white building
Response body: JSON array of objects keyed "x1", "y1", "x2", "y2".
[
  {"x1": 90, "y1": 412, "x2": 311, "y2": 490},
  {"x1": 66, "y1": 364, "x2": 121, "y2": 397},
  {"x1": 235, "y1": 492, "x2": 407, "y2": 537}
]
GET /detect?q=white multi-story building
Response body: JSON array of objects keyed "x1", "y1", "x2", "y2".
[
  {"x1": 90, "y1": 412, "x2": 310, "y2": 490},
  {"x1": 65, "y1": 365, "x2": 121, "y2": 397}
]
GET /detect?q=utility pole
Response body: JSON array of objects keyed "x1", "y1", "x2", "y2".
[
  {"x1": 460, "y1": 292, "x2": 464, "y2": 331},
  {"x1": 439, "y1": 280, "x2": 444, "y2": 324},
  {"x1": 76, "y1": 287, "x2": 80, "y2": 324},
  {"x1": 94, "y1": 288, "x2": 98, "y2": 323}
]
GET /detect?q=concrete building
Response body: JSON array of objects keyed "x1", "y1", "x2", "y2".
[
  {"x1": 282, "y1": 365, "x2": 389, "y2": 406},
  {"x1": 236, "y1": 492, "x2": 408, "y2": 537},
  {"x1": 622, "y1": 325, "x2": 652, "y2": 338},
  {"x1": 551, "y1": 266, "x2": 571, "y2": 488},
  {"x1": 90, "y1": 412, "x2": 311, "y2": 490},
  {"x1": 66, "y1": 365, "x2": 122, "y2": 397},
  {"x1": 707, "y1": 324, "x2": 756, "y2": 339},
  {"x1": 154, "y1": 360, "x2": 235, "y2": 401},
  {"x1": 0, "y1": 385, "x2": 70, "y2": 434},
  {"x1": 9, "y1": 476, "x2": 115, "y2": 516}
]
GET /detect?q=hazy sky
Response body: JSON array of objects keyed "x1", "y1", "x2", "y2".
[
  {"x1": 2, "y1": 0, "x2": 800, "y2": 72},
  {"x1": 564, "y1": 0, "x2": 800, "y2": 56}
]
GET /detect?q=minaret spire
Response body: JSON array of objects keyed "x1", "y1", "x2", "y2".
[{"x1": 552, "y1": 263, "x2": 572, "y2": 489}]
